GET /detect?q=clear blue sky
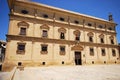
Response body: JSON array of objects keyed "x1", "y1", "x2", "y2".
[{"x1": 0, "y1": 0, "x2": 120, "y2": 43}]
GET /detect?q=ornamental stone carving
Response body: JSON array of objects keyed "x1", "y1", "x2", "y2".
[
  {"x1": 109, "y1": 35, "x2": 114, "y2": 39},
  {"x1": 58, "y1": 27, "x2": 66, "y2": 33},
  {"x1": 87, "y1": 32, "x2": 94, "y2": 37},
  {"x1": 99, "y1": 34, "x2": 104, "y2": 38},
  {"x1": 40, "y1": 24, "x2": 50, "y2": 30},
  {"x1": 73, "y1": 30, "x2": 80, "y2": 36},
  {"x1": 71, "y1": 44, "x2": 83, "y2": 51},
  {"x1": 17, "y1": 21, "x2": 29, "y2": 28}
]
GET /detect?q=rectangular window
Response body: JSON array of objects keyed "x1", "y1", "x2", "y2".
[
  {"x1": 111, "y1": 39, "x2": 114, "y2": 44},
  {"x1": 101, "y1": 49, "x2": 106, "y2": 56},
  {"x1": 60, "y1": 46, "x2": 65, "y2": 55},
  {"x1": 90, "y1": 48, "x2": 94, "y2": 56},
  {"x1": 76, "y1": 36, "x2": 80, "y2": 41},
  {"x1": 17, "y1": 43, "x2": 25, "y2": 54},
  {"x1": 112, "y1": 49, "x2": 116, "y2": 57},
  {"x1": 20, "y1": 28, "x2": 26, "y2": 35},
  {"x1": 42, "y1": 30, "x2": 48, "y2": 37},
  {"x1": 60, "y1": 32, "x2": 65, "y2": 39},
  {"x1": 89, "y1": 37, "x2": 93, "y2": 42},
  {"x1": 101, "y1": 38, "x2": 104, "y2": 43},
  {"x1": 41, "y1": 45, "x2": 47, "y2": 51},
  {"x1": 60, "y1": 46, "x2": 65, "y2": 52}
]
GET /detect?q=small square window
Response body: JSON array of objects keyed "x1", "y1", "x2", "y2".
[
  {"x1": 21, "y1": 10, "x2": 29, "y2": 14},
  {"x1": 88, "y1": 23, "x2": 92, "y2": 26},
  {"x1": 43, "y1": 14, "x2": 48, "y2": 18},
  {"x1": 108, "y1": 27, "x2": 112, "y2": 30},
  {"x1": 74, "y1": 20, "x2": 79, "y2": 24},
  {"x1": 41, "y1": 45, "x2": 47, "y2": 51},
  {"x1": 59, "y1": 17, "x2": 65, "y2": 21},
  {"x1": 98, "y1": 25, "x2": 103, "y2": 28}
]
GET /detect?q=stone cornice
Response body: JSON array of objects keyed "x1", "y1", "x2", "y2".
[
  {"x1": 14, "y1": 0, "x2": 117, "y2": 25},
  {"x1": 6, "y1": 35, "x2": 118, "y2": 48},
  {"x1": 9, "y1": 14, "x2": 117, "y2": 35}
]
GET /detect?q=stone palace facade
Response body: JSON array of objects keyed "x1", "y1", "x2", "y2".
[{"x1": 3, "y1": 0, "x2": 120, "y2": 71}]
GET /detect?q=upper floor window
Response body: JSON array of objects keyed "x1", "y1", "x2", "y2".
[
  {"x1": 108, "y1": 27, "x2": 113, "y2": 30},
  {"x1": 87, "y1": 32, "x2": 94, "y2": 42},
  {"x1": 73, "y1": 30, "x2": 80, "y2": 41},
  {"x1": 90, "y1": 48, "x2": 94, "y2": 56},
  {"x1": 111, "y1": 39, "x2": 114, "y2": 44},
  {"x1": 112, "y1": 49, "x2": 116, "y2": 57},
  {"x1": 100, "y1": 38, "x2": 104, "y2": 43},
  {"x1": 59, "y1": 17, "x2": 65, "y2": 21},
  {"x1": 21, "y1": 10, "x2": 29, "y2": 14},
  {"x1": 101, "y1": 49, "x2": 106, "y2": 56},
  {"x1": 60, "y1": 32, "x2": 65, "y2": 39},
  {"x1": 74, "y1": 20, "x2": 79, "y2": 24},
  {"x1": 20, "y1": 28, "x2": 26, "y2": 35},
  {"x1": 88, "y1": 23, "x2": 92, "y2": 26},
  {"x1": 42, "y1": 30, "x2": 48, "y2": 38},
  {"x1": 40, "y1": 24, "x2": 50, "y2": 38},
  {"x1": 98, "y1": 25, "x2": 103, "y2": 29},
  {"x1": 43, "y1": 14, "x2": 48, "y2": 18},
  {"x1": 99, "y1": 34, "x2": 104, "y2": 43},
  {"x1": 89, "y1": 36, "x2": 93, "y2": 42},
  {"x1": 17, "y1": 21, "x2": 29, "y2": 36},
  {"x1": 17, "y1": 43, "x2": 26, "y2": 54},
  {"x1": 58, "y1": 27, "x2": 66, "y2": 40}
]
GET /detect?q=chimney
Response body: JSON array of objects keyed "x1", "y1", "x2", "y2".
[{"x1": 108, "y1": 13, "x2": 114, "y2": 22}]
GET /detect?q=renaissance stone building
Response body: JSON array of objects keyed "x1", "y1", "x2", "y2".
[{"x1": 3, "y1": 0, "x2": 120, "y2": 70}]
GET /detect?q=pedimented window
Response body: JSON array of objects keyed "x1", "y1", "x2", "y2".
[{"x1": 74, "y1": 30, "x2": 81, "y2": 41}]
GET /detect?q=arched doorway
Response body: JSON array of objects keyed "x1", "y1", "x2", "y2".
[{"x1": 71, "y1": 44, "x2": 83, "y2": 65}]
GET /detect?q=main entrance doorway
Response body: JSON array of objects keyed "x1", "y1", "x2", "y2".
[{"x1": 75, "y1": 51, "x2": 82, "y2": 65}]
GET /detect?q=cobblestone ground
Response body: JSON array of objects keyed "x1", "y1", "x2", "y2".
[{"x1": 0, "y1": 64, "x2": 120, "y2": 80}]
